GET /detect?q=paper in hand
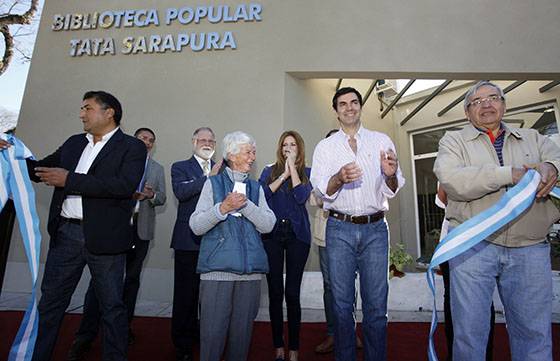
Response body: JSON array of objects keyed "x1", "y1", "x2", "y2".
[
  {"x1": 233, "y1": 181, "x2": 246, "y2": 195},
  {"x1": 231, "y1": 182, "x2": 246, "y2": 217}
]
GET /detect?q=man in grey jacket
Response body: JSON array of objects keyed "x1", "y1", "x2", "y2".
[
  {"x1": 68, "y1": 127, "x2": 167, "y2": 360},
  {"x1": 434, "y1": 81, "x2": 560, "y2": 361}
]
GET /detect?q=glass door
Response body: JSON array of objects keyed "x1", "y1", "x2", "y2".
[{"x1": 411, "y1": 125, "x2": 465, "y2": 263}]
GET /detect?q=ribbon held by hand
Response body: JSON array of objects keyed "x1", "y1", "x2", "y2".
[
  {"x1": 1, "y1": 133, "x2": 42, "y2": 361},
  {"x1": 426, "y1": 169, "x2": 559, "y2": 361}
]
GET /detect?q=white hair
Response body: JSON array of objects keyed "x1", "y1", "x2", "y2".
[
  {"x1": 192, "y1": 127, "x2": 215, "y2": 140},
  {"x1": 222, "y1": 131, "x2": 256, "y2": 159}
]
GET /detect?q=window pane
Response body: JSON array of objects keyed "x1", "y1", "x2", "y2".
[
  {"x1": 503, "y1": 105, "x2": 558, "y2": 136},
  {"x1": 412, "y1": 125, "x2": 465, "y2": 155},
  {"x1": 414, "y1": 157, "x2": 445, "y2": 261}
]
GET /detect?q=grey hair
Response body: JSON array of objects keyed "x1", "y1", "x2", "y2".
[
  {"x1": 464, "y1": 81, "x2": 505, "y2": 111},
  {"x1": 222, "y1": 131, "x2": 256, "y2": 159},
  {"x1": 192, "y1": 127, "x2": 215, "y2": 140}
]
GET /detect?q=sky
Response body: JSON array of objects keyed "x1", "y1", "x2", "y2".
[
  {"x1": 0, "y1": 61, "x2": 32, "y2": 113},
  {"x1": 396, "y1": 79, "x2": 445, "y2": 95}
]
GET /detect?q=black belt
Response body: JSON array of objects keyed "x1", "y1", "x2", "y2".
[
  {"x1": 329, "y1": 210, "x2": 384, "y2": 224},
  {"x1": 61, "y1": 217, "x2": 83, "y2": 225}
]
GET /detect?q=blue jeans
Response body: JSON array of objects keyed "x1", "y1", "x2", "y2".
[
  {"x1": 32, "y1": 221, "x2": 128, "y2": 361},
  {"x1": 318, "y1": 245, "x2": 335, "y2": 336},
  {"x1": 449, "y1": 240, "x2": 552, "y2": 361},
  {"x1": 441, "y1": 261, "x2": 495, "y2": 361},
  {"x1": 76, "y1": 219, "x2": 150, "y2": 342},
  {"x1": 326, "y1": 217, "x2": 389, "y2": 361}
]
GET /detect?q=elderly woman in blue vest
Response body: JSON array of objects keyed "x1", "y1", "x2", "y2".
[
  {"x1": 258, "y1": 130, "x2": 312, "y2": 361},
  {"x1": 189, "y1": 131, "x2": 276, "y2": 361}
]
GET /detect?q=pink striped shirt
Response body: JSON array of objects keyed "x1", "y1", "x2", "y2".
[{"x1": 310, "y1": 126, "x2": 404, "y2": 215}]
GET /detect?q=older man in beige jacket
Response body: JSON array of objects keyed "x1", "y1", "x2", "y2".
[{"x1": 434, "y1": 81, "x2": 560, "y2": 361}]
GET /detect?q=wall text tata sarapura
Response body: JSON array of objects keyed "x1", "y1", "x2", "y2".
[{"x1": 51, "y1": 3, "x2": 262, "y2": 57}]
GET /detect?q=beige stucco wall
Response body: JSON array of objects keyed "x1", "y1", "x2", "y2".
[{"x1": 8, "y1": 0, "x2": 560, "y2": 278}]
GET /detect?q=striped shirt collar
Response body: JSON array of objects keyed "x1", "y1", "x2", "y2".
[{"x1": 463, "y1": 122, "x2": 522, "y2": 141}]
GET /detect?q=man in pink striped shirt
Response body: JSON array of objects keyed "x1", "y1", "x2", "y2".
[{"x1": 310, "y1": 87, "x2": 405, "y2": 361}]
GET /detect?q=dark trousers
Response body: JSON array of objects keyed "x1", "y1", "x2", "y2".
[
  {"x1": 32, "y1": 221, "x2": 127, "y2": 361},
  {"x1": 441, "y1": 261, "x2": 495, "y2": 361},
  {"x1": 172, "y1": 250, "x2": 200, "y2": 356},
  {"x1": 76, "y1": 221, "x2": 150, "y2": 342},
  {"x1": 263, "y1": 221, "x2": 310, "y2": 350}
]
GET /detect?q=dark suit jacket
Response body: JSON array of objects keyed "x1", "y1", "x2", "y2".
[
  {"x1": 28, "y1": 129, "x2": 147, "y2": 254},
  {"x1": 170, "y1": 156, "x2": 214, "y2": 251}
]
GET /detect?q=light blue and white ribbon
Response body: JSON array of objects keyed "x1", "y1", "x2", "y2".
[
  {"x1": 1, "y1": 133, "x2": 42, "y2": 361},
  {"x1": 427, "y1": 169, "x2": 559, "y2": 361}
]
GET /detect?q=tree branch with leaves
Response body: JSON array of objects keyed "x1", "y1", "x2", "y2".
[{"x1": 0, "y1": 0, "x2": 39, "y2": 76}]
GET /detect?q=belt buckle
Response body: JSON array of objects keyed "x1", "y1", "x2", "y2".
[
  {"x1": 332, "y1": 211, "x2": 344, "y2": 222},
  {"x1": 350, "y1": 214, "x2": 364, "y2": 224}
]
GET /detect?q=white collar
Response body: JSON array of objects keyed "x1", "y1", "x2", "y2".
[
  {"x1": 193, "y1": 154, "x2": 211, "y2": 165},
  {"x1": 338, "y1": 124, "x2": 364, "y2": 140},
  {"x1": 85, "y1": 126, "x2": 119, "y2": 144}
]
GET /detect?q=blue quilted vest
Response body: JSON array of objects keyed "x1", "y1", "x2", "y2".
[{"x1": 196, "y1": 172, "x2": 269, "y2": 274}]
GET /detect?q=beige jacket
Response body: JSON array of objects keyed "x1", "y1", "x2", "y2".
[
  {"x1": 434, "y1": 123, "x2": 560, "y2": 247},
  {"x1": 309, "y1": 192, "x2": 328, "y2": 247}
]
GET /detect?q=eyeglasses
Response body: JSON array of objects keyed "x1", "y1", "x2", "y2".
[
  {"x1": 196, "y1": 138, "x2": 216, "y2": 145},
  {"x1": 467, "y1": 95, "x2": 504, "y2": 108}
]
